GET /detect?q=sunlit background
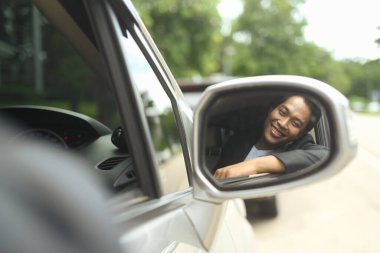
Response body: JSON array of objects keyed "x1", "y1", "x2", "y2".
[
  {"x1": 218, "y1": 0, "x2": 380, "y2": 61},
  {"x1": 134, "y1": 0, "x2": 380, "y2": 113}
]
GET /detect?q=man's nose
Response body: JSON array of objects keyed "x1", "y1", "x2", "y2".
[{"x1": 277, "y1": 117, "x2": 290, "y2": 130}]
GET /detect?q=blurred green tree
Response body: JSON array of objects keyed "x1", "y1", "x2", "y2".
[
  {"x1": 343, "y1": 60, "x2": 368, "y2": 98},
  {"x1": 364, "y1": 60, "x2": 380, "y2": 99},
  {"x1": 133, "y1": 0, "x2": 222, "y2": 78},
  {"x1": 229, "y1": 0, "x2": 351, "y2": 93},
  {"x1": 230, "y1": 0, "x2": 306, "y2": 75}
]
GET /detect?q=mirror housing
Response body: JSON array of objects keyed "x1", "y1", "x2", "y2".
[{"x1": 192, "y1": 75, "x2": 357, "y2": 202}]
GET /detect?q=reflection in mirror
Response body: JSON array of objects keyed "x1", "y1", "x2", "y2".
[{"x1": 203, "y1": 90, "x2": 331, "y2": 187}]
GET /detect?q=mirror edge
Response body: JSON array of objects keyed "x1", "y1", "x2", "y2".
[{"x1": 192, "y1": 75, "x2": 358, "y2": 203}]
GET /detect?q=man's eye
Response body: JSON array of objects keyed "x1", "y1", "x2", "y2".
[
  {"x1": 292, "y1": 121, "x2": 301, "y2": 128},
  {"x1": 279, "y1": 109, "x2": 286, "y2": 116}
]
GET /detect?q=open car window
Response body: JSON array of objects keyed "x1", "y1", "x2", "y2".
[{"x1": 120, "y1": 26, "x2": 190, "y2": 194}]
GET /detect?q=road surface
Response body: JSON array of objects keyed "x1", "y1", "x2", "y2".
[{"x1": 251, "y1": 113, "x2": 380, "y2": 253}]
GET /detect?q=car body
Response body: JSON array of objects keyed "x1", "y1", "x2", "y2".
[{"x1": 0, "y1": 0, "x2": 357, "y2": 252}]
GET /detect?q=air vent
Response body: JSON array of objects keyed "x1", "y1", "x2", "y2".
[{"x1": 97, "y1": 156, "x2": 127, "y2": 170}]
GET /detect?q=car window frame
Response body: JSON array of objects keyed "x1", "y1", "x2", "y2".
[
  {"x1": 110, "y1": 0, "x2": 194, "y2": 185},
  {"x1": 112, "y1": 1, "x2": 194, "y2": 192},
  {"x1": 84, "y1": 0, "x2": 192, "y2": 198}
]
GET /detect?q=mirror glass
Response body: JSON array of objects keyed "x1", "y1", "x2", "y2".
[{"x1": 201, "y1": 89, "x2": 331, "y2": 189}]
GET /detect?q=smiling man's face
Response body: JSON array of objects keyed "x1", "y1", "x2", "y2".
[{"x1": 261, "y1": 96, "x2": 312, "y2": 149}]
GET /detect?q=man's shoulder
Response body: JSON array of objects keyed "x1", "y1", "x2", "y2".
[{"x1": 290, "y1": 134, "x2": 315, "y2": 148}]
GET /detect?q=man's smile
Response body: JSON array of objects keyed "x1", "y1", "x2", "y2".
[{"x1": 270, "y1": 124, "x2": 285, "y2": 138}]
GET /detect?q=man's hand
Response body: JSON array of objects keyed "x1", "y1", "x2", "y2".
[{"x1": 214, "y1": 161, "x2": 257, "y2": 179}]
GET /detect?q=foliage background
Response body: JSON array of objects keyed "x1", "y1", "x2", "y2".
[{"x1": 133, "y1": 0, "x2": 380, "y2": 106}]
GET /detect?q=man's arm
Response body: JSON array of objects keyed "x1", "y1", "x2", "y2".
[
  {"x1": 272, "y1": 134, "x2": 329, "y2": 173},
  {"x1": 214, "y1": 155, "x2": 285, "y2": 179},
  {"x1": 214, "y1": 134, "x2": 329, "y2": 179},
  {"x1": 272, "y1": 147, "x2": 328, "y2": 173}
]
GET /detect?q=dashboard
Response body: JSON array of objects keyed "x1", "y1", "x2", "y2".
[
  {"x1": 0, "y1": 106, "x2": 111, "y2": 149},
  {"x1": 0, "y1": 106, "x2": 136, "y2": 192}
]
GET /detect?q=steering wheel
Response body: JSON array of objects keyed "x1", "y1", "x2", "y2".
[{"x1": 0, "y1": 127, "x2": 122, "y2": 253}]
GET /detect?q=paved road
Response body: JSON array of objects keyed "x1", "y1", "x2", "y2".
[{"x1": 251, "y1": 113, "x2": 380, "y2": 253}]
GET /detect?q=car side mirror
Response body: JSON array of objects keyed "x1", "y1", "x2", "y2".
[{"x1": 192, "y1": 75, "x2": 357, "y2": 202}]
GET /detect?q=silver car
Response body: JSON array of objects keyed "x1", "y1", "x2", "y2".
[{"x1": 0, "y1": 0, "x2": 357, "y2": 252}]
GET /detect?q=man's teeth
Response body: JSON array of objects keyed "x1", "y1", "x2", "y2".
[{"x1": 272, "y1": 127, "x2": 284, "y2": 137}]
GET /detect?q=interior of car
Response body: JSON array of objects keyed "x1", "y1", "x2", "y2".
[{"x1": 0, "y1": 1, "x2": 138, "y2": 194}]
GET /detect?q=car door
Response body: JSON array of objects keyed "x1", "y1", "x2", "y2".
[{"x1": 81, "y1": 0, "x2": 258, "y2": 252}]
